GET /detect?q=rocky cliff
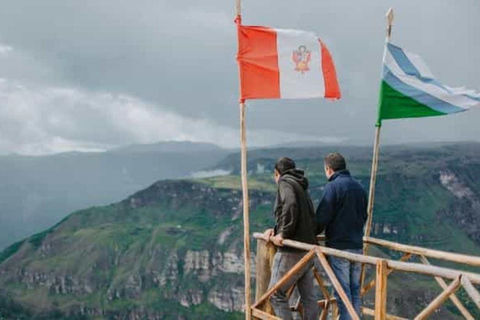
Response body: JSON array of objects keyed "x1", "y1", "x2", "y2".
[{"x1": 0, "y1": 180, "x2": 273, "y2": 319}]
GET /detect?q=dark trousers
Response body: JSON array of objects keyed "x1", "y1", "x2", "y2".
[{"x1": 268, "y1": 251, "x2": 319, "y2": 320}]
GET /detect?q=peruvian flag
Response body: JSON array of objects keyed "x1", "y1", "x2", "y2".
[{"x1": 236, "y1": 25, "x2": 341, "y2": 101}]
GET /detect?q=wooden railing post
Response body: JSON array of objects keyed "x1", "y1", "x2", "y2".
[
  {"x1": 362, "y1": 253, "x2": 411, "y2": 296},
  {"x1": 255, "y1": 237, "x2": 277, "y2": 314},
  {"x1": 375, "y1": 259, "x2": 388, "y2": 320}
]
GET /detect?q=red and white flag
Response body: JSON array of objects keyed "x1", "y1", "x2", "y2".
[{"x1": 237, "y1": 25, "x2": 341, "y2": 100}]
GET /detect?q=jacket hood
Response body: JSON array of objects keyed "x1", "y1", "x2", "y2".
[{"x1": 280, "y1": 169, "x2": 309, "y2": 189}]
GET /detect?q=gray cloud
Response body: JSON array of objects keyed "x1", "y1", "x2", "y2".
[
  {"x1": 0, "y1": 0, "x2": 479, "y2": 154},
  {"x1": 0, "y1": 77, "x2": 343, "y2": 155}
]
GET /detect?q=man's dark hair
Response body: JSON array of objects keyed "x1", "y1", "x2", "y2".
[
  {"x1": 324, "y1": 152, "x2": 346, "y2": 172},
  {"x1": 274, "y1": 157, "x2": 296, "y2": 175}
]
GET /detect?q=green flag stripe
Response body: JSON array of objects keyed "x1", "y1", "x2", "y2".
[{"x1": 378, "y1": 81, "x2": 445, "y2": 122}]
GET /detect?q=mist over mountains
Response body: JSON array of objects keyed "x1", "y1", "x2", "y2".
[{"x1": 0, "y1": 141, "x2": 228, "y2": 249}]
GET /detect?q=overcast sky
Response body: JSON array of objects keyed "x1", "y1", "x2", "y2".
[{"x1": 0, "y1": 0, "x2": 478, "y2": 155}]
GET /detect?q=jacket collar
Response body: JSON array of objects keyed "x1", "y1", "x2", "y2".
[{"x1": 328, "y1": 169, "x2": 351, "y2": 181}]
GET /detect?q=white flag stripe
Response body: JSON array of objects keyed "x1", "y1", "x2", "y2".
[
  {"x1": 276, "y1": 29, "x2": 325, "y2": 99},
  {"x1": 404, "y1": 51, "x2": 435, "y2": 79},
  {"x1": 445, "y1": 86, "x2": 480, "y2": 98},
  {"x1": 385, "y1": 49, "x2": 476, "y2": 110}
]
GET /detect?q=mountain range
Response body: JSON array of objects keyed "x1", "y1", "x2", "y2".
[{"x1": 2, "y1": 142, "x2": 480, "y2": 319}]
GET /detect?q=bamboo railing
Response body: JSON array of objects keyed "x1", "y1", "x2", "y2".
[{"x1": 253, "y1": 233, "x2": 480, "y2": 320}]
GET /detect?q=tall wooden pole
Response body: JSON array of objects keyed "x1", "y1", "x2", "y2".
[
  {"x1": 240, "y1": 102, "x2": 252, "y2": 320},
  {"x1": 236, "y1": 0, "x2": 252, "y2": 319},
  {"x1": 363, "y1": 125, "x2": 382, "y2": 240},
  {"x1": 361, "y1": 8, "x2": 394, "y2": 288}
]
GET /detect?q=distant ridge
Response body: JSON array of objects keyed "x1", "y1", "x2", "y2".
[{"x1": 112, "y1": 141, "x2": 224, "y2": 154}]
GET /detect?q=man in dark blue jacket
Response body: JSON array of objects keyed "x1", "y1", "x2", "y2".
[{"x1": 316, "y1": 152, "x2": 368, "y2": 320}]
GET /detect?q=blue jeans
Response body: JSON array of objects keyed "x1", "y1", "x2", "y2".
[
  {"x1": 328, "y1": 249, "x2": 362, "y2": 320},
  {"x1": 268, "y1": 251, "x2": 319, "y2": 320}
]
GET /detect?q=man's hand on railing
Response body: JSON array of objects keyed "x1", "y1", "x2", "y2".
[
  {"x1": 271, "y1": 234, "x2": 284, "y2": 247},
  {"x1": 262, "y1": 229, "x2": 274, "y2": 241},
  {"x1": 261, "y1": 229, "x2": 284, "y2": 246}
]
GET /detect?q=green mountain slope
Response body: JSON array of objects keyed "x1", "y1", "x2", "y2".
[{"x1": 2, "y1": 143, "x2": 480, "y2": 319}]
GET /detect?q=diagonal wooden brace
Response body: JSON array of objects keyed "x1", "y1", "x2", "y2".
[
  {"x1": 420, "y1": 256, "x2": 474, "y2": 320},
  {"x1": 315, "y1": 248, "x2": 360, "y2": 320},
  {"x1": 313, "y1": 268, "x2": 331, "y2": 300},
  {"x1": 414, "y1": 275, "x2": 461, "y2": 320},
  {"x1": 252, "y1": 249, "x2": 315, "y2": 309},
  {"x1": 461, "y1": 276, "x2": 480, "y2": 311}
]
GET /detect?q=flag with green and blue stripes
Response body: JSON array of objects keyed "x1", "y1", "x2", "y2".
[{"x1": 378, "y1": 42, "x2": 480, "y2": 123}]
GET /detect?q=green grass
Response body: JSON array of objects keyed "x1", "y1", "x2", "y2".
[{"x1": 195, "y1": 175, "x2": 276, "y2": 192}]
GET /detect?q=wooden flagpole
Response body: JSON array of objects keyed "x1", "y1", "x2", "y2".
[
  {"x1": 361, "y1": 7, "x2": 394, "y2": 288},
  {"x1": 235, "y1": 1, "x2": 252, "y2": 319},
  {"x1": 236, "y1": 0, "x2": 241, "y2": 19},
  {"x1": 240, "y1": 101, "x2": 252, "y2": 320}
]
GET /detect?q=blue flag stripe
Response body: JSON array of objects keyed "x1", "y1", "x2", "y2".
[{"x1": 383, "y1": 66, "x2": 466, "y2": 115}]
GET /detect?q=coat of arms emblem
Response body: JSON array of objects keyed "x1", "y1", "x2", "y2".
[{"x1": 292, "y1": 45, "x2": 311, "y2": 74}]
